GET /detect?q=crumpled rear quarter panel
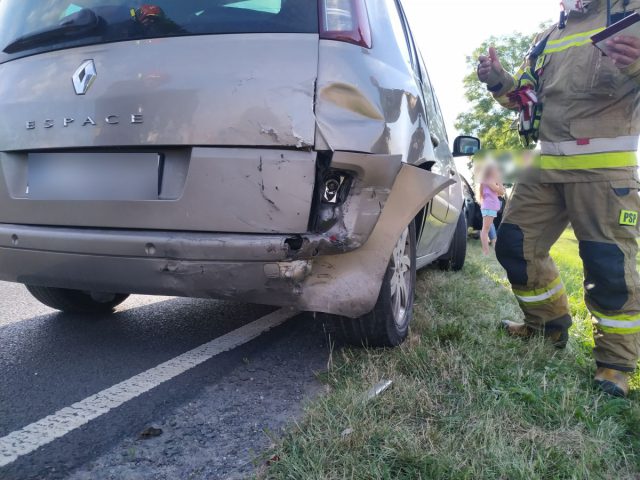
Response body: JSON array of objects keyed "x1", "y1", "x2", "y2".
[{"x1": 314, "y1": 3, "x2": 432, "y2": 165}]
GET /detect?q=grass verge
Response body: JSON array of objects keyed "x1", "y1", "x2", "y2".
[{"x1": 264, "y1": 231, "x2": 640, "y2": 479}]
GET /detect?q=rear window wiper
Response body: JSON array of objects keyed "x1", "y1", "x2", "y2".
[{"x1": 3, "y1": 9, "x2": 103, "y2": 54}]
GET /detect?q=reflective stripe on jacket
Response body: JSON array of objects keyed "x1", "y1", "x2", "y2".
[{"x1": 539, "y1": 136, "x2": 639, "y2": 155}]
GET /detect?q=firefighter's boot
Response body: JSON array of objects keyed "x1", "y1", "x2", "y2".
[
  {"x1": 594, "y1": 368, "x2": 630, "y2": 398},
  {"x1": 501, "y1": 320, "x2": 568, "y2": 349}
]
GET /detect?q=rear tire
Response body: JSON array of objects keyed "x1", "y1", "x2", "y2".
[
  {"x1": 25, "y1": 286, "x2": 129, "y2": 314},
  {"x1": 438, "y1": 211, "x2": 467, "y2": 272},
  {"x1": 325, "y1": 221, "x2": 417, "y2": 348}
]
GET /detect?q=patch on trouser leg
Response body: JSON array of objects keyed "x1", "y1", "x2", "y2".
[
  {"x1": 496, "y1": 223, "x2": 527, "y2": 286},
  {"x1": 619, "y1": 209, "x2": 639, "y2": 226},
  {"x1": 579, "y1": 241, "x2": 628, "y2": 312}
]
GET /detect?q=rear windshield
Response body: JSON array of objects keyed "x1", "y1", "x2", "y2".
[{"x1": 0, "y1": 0, "x2": 318, "y2": 63}]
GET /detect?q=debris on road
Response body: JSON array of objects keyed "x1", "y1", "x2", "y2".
[
  {"x1": 139, "y1": 427, "x2": 163, "y2": 439},
  {"x1": 266, "y1": 453, "x2": 280, "y2": 466},
  {"x1": 363, "y1": 379, "x2": 393, "y2": 402},
  {"x1": 340, "y1": 427, "x2": 354, "y2": 439}
]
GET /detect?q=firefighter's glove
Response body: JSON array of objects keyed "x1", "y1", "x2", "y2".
[{"x1": 477, "y1": 47, "x2": 507, "y2": 92}]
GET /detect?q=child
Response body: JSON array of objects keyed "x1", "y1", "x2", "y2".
[{"x1": 478, "y1": 162, "x2": 505, "y2": 255}]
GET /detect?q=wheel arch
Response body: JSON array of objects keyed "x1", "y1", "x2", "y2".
[{"x1": 297, "y1": 164, "x2": 453, "y2": 318}]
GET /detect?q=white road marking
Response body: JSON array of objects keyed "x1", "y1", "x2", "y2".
[{"x1": 0, "y1": 308, "x2": 299, "y2": 468}]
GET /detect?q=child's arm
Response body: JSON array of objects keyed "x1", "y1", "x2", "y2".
[{"x1": 488, "y1": 182, "x2": 506, "y2": 196}]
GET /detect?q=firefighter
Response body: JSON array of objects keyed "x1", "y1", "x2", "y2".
[{"x1": 477, "y1": 0, "x2": 640, "y2": 397}]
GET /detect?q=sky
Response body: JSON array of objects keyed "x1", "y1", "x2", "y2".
[{"x1": 402, "y1": 0, "x2": 560, "y2": 139}]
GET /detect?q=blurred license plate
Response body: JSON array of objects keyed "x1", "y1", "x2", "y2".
[{"x1": 28, "y1": 152, "x2": 160, "y2": 200}]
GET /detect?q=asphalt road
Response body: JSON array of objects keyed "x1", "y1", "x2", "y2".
[{"x1": 0, "y1": 282, "x2": 329, "y2": 479}]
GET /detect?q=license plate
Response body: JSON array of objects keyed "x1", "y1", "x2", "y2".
[{"x1": 28, "y1": 152, "x2": 161, "y2": 201}]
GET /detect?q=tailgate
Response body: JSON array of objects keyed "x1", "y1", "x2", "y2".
[{"x1": 0, "y1": 34, "x2": 318, "y2": 149}]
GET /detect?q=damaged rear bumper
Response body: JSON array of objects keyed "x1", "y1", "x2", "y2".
[{"x1": 0, "y1": 164, "x2": 452, "y2": 318}]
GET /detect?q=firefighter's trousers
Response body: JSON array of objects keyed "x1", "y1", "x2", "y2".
[{"x1": 496, "y1": 180, "x2": 640, "y2": 372}]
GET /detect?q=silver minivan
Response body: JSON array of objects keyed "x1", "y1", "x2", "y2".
[{"x1": 0, "y1": 0, "x2": 477, "y2": 347}]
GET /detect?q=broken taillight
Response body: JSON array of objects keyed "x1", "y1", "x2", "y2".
[{"x1": 319, "y1": 0, "x2": 372, "y2": 48}]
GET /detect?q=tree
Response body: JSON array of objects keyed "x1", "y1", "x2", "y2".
[{"x1": 455, "y1": 31, "x2": 538, "y2": 151}]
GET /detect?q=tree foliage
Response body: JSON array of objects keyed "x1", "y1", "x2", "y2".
[{"x1": 455, "y1": 31, "x2": 537, "y2": 151}]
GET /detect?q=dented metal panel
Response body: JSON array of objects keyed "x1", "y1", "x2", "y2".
[
  {"x1": 313, "y1": 3, "x2": 466, "y2": 272},
  {"x1": 0, "y1": 34, "x2": 318, "y2": 150},
  {"x1": 0, "y1": 163, "x2": 451, "y2": 318},
  {"x1": 315, "y1": 39, "x2": 427, "y2": 162},
  {"x1": 314, "y1": 0, "x2": 434, "y2": 166},
  {"x1": 298, "y1": 164, "x2": 453, "y2": 317},
  {"x1": 0, "y1": 0, "x2": 466, "y2": 320},
  {"x1": 0, "y1": 148, "x2": 316, "y2": 233},
  {"x1": 313, "y1": 151, "x2": 403, "y2": 250}
]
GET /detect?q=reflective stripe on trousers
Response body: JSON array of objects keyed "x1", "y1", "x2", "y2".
[
  {"x1": 592, "y1": 310, "x2": 640, "y2": 335},
  {"x1": 513, "y1": 277, "x2": 566, "y2": 306}
]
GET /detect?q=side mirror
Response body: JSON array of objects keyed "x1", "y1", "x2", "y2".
[{"x1": 452, "y1": 136, "x2": 481, "y2": 157}]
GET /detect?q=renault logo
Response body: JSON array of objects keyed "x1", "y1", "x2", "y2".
[{"x1": 72, "y1": 60, "x2": 97, "y2": 95}]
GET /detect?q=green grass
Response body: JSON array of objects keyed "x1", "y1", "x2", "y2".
[{"x1": 262, "y1": 231, "x2": 640, "y2": 479}]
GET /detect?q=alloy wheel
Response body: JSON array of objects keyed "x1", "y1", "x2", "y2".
[{"x1": 390, "y1": 227, "x2": 412, "y2": 328}]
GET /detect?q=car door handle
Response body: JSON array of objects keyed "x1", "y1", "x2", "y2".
[
  {"x1": 449, "y1": 169, "x2": 456, "y2": 176},
  {"x1": 430, "y1": 133, "x2": 440, "y2": 148}
]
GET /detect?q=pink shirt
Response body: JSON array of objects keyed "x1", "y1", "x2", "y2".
[{"x1": 481, "y1": 184, "x2": 501, "y2": 211}]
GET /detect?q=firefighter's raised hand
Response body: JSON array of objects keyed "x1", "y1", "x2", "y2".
[
  {"x1": 477, "y1": 47, "x2": 504, "y2": 89},
  {"x1": 606, "y1": 35, "x2": 640, "y2": 68}
]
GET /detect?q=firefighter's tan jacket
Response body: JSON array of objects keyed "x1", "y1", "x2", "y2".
[{"x1": 492, "y1": 0, "x2": 640, "y2": 182}]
